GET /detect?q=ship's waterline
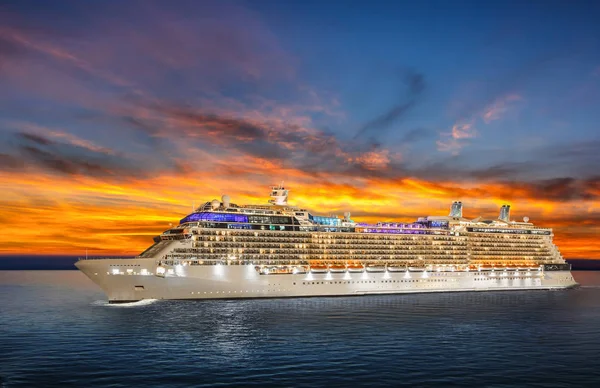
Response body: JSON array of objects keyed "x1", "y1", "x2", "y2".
[
  {"x1": 76, "y1": 260, "x2": 576, "y2": 303},
  {"x1": 76, "y1": 185, "x2": 578, "y2": 302}
]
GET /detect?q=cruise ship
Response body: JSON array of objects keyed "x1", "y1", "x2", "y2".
[{"x1": 76, "y1": 185, "x2": 577, "y2": 303}]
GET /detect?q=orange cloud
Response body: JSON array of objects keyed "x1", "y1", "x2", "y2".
[
  {"x1": 1, "y1": 167, "x2": 598, "y2": 258},
  {"x1": 347, "y1": 149, "x2": 393, "y2": 171}
]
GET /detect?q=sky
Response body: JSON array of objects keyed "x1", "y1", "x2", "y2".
[{"x1": 0, "y1": 0, "x2": 599, "y2": 258}]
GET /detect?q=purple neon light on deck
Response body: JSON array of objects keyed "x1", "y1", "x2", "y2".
[
  {"x1": 362, "y1": 228, "x2": 428, "y2": 235},
  {"x1": 180, "y1": 212, "x2": 249, "y2": 224}
]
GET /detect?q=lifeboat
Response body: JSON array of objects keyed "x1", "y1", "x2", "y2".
[
  {"x1": 387, "y1": 265, "x2": 406, "y2": 272},
  {"x1": 366, "y1": 265, "x2": 386, "y2": 273},
  {"x1": 347, "y1": 264, "x2": 365, "y2": 273},
  {"x1": 329, "y1": 265, "x2": 347, "y2": 273},
  {"x1": 293, "y1": 266, "x2": 307, "y2": 274},
  {"x1": 258, "y1": 266, "x2": 271, "y2": 275},
  {"x1": 310, "y1": 265, "x2": 328, "y2": 273},
  {"x1": 408, "y1": 267, "x2": 426, "y2": 272}
]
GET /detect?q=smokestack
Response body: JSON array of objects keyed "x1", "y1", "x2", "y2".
[
  {"x1": 499, "y1": 205, "x2": 511, "y2": 222},
  {"x1": 449, "y1": 201, "x2": 463, "y2": 218}
]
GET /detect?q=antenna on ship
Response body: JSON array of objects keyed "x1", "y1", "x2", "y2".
[{"x1": 85, "y1": 248, "x2": 88, "y2": 260}]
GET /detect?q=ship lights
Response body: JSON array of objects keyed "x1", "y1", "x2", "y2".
[
  {"x1": 156, "y1": 266, "x2": 166, "y2": 275},
  {"x1": 112, "y1": 268, "x2": 120, "y2": 275}
]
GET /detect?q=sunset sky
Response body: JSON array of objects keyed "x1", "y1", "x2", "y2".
[{"x1": 0, "y1": 0, "x2": 599, "y2": 258}]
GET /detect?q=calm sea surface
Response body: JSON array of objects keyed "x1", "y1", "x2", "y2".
[{"x1": 1, "y1": 271, "x2": 600, "y2": 388}]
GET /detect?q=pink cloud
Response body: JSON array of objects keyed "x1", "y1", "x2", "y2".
[
  {"x1": 438, "y1": 94, "x2": 522, "y2": 154},
  {"x1": 482, "y1": 94, "x2": 522, "y2": 123},
  {"x1": 436, "y1": 135, "x2": 463, "y2": 155},
  {"x1": 451, "y1": 122, "x2": 477, "y2": 139}
]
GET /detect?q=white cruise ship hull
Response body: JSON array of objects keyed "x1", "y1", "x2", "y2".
[{"x1": 76, "y1": 259, "x2": 578, "y2": 303}]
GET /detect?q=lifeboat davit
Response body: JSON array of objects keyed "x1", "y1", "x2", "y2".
[
  {"x1": 329, "y1": 265, "x2": 347, "y2": 273},
  {"x1": 310, "y1": 265, "x2": 328, "y2": 273}
]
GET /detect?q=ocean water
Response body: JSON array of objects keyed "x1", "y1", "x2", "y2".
[{"x1": 1, "y1": 271, "x2": 600, "y2": 387}]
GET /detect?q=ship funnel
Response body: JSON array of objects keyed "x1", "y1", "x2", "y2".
[
  {"x1": 499, "y1": 204, "x2": 511, "y2": 222},
  {"x1": 449, "y1": 201, "x2": 463, "y2": 218}
]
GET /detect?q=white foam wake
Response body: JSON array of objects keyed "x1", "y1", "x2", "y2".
[{"x1": 91, "y1": 299, "x2": 159, "y2": 307}]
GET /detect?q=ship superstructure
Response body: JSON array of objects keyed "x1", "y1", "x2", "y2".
[{"x1": 76, "y1": 185, "x2": 577, "y2": 302}]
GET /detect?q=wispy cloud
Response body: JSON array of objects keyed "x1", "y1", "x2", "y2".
[
  {"x1": 482, "y1": 94, "x2": 522, "y2": 123},
  {"x1": 354, "y1": 69, "x2": 425, "y2": 140},
  {"x1": 5, "y1": 121, "x2": 116, "y2": 155},
  {"x1": 437, "y1": 94, "x2": 522, "y2": 154},
  {"x1": 0, "y1": 26, "x2": 133, "y2": 88}
]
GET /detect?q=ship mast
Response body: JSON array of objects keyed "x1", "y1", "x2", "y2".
[{"x1": 268, "y1": 182, "x2": 289, "y2": 206}]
